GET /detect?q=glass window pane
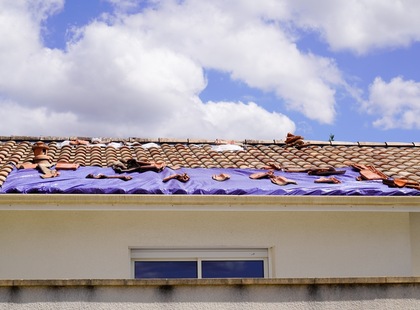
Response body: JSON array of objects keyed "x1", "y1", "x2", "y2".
[
  {"x1": 202, "y1": 260, "x2": 264, "y2": 278},
  {"x1": 135, "y1": 261, "x2": 197, "y2": 279}
]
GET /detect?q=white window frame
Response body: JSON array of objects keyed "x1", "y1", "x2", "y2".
[{"x1": 131, "y1": 248, "x2": 270, "y2": 279}]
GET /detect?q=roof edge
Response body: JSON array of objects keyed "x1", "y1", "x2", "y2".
[
  {"x1": 1, "y1": 136, "x2": 419, "y2": 146},
  {"x1": 1, "y1": 277, "x2": 420, "y2": 287},
  {"x1": 0, "y1": 194, "x2": 419, "y2": 212}
]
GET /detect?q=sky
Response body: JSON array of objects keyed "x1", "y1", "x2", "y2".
[{"x1": 0, "y1": 0, "x2": 419, "y2": 142}]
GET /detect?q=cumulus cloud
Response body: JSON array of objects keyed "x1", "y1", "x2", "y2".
[
  {"x1": 123, "y1": 1, "x2": 345, "y2": 123},
  {"x1": 2, "y1": 0, "x2": 419, "y2": 141},
  {"x1": 290, "y1": 0, "x2": 420, "y2": 54},
  {"x1": 104, "y1": 0, "x2": 145, "y2": 13},
  {"x1": 366, "y1": 77, "x2": 420, "y2": 129},
  {"x1": 0, "y1": 0, "x2": 305, "y2": 139},
  {"x1": 0, "y1": 100, "x2": 79, "y2": 135},
  {"x1": 199, "y1": 101, "x2": 295, "y2": 140}
]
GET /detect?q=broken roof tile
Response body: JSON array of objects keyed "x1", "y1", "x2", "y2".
[{"x1": 0, "y1": 136, "x2": 419, "y2": 188}]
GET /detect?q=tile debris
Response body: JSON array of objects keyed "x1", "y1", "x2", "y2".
[{"x1": 0, "y1": 135, "x2": 419, "y2": 193}]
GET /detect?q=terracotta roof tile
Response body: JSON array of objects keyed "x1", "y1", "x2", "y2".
[
  {"x1": 385, "y1": 142, "x2": 415, "y2": 147},
  {"x1": 0, "y1": 137, "x2": 420, "y2": 188},
  {"x1": 357, "y1": 142, "x2": 387, "y2": 146}
]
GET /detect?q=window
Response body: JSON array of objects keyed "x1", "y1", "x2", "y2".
[
  {"x1": 135, "y1": 261, "x2": 197, "y2": 279},
  {"x1": 131, "y1": 248, "x2": 269, "y2": 279}
]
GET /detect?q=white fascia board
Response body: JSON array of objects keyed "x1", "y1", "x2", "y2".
[{"x1": 0, "y1": 194, "x2": 419, "y2": 212}]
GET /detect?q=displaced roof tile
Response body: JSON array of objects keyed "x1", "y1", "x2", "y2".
[{"x1": 0, "y1": 137, "x2": 419, "y2": 187}]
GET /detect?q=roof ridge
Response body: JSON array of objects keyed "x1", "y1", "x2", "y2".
[{"x1": 0, "y1": 136, "x2": 419, "y2": 147}]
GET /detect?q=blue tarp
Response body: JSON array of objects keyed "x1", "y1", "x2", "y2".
[{"x1": 0, "y1": 166, "x2": 419, "y2": 195}]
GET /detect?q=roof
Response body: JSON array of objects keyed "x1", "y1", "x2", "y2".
[{"x1": 0, "y1": 135, "x2": 419, "y2": 195}]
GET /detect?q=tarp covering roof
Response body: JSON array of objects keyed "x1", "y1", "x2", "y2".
[
  {"x1": 1, "y1": 166, "x2": 418, "y2": 196},
  {"x1": 1, "y1": 136, "x2": 419, "y2": 195}
]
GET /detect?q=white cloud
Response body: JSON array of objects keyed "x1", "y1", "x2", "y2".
[
  {"x1": 0, "y1": 1, "x2": 296, "y2": 139},
  {"x1": 3, "y1": 0, "x2": 372, "y2": 140},
  {"x1": 0, "y1": 0, "x2": 299, "y2": 140},
  {"x1": 29, "y1": 0, "x2": 64, "y2": 22},
  {"x1": 0, "y1": 100, "x2": 79, "y2": 136},
  {"x1": 199, "y1": 101, "x2": 296, "y2": 140},
  {"x1": 366, "y1": 77, "x2": 420, "y2": 129},
  {"x1": 104, "y1": 0, "x2": 145, "y2": 14},
  {"x1": 290, "y1": 0, "x2": 420, "y2": 54},
  {"x1": 122, "y1": 1, "x2": 344, "y2": 123},
  {"x1": 2, "y1": 0, "x2": 419, "y2": 142}
]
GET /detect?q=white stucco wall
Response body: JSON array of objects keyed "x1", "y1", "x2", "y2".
[
  {"x1": 0, "y1": 210, "x2": 413, "y2": 279},
  {"x1": 410, "y1": 212, "x2": 420, "y2": 275},
  {"x1": 1, "y1": 280, "x2": 420, "y2": 310}
]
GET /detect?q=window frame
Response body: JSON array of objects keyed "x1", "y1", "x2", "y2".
[{"x1": 131, "y1": 248, "x2": 270, "y2": 279}]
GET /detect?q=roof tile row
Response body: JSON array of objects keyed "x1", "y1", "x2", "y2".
[{"x1": 0, "y1": 137, "x2": 419, "y2": 188}]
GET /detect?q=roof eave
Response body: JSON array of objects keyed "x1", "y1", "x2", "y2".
[{"x1": 0, "y1": 194, "x2": 419, "y2": 212}]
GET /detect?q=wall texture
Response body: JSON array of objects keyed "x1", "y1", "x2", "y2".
[
  {"x1": 0, "y1": 210, "x2": 414, "y2": 279},
  {"x1": 1, "y1": 279, "x2": 420, "y2": 310},
  {"x1": 410, "y1": 213, "x2": 420, "y2": 275}
]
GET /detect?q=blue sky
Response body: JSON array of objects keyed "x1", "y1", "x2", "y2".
[{"x1": 0, "y1": 0, "x2": 419, "y2": 142}]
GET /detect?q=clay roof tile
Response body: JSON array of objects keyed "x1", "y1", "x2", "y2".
[{"x1": 0, "y1": 136, "x2": 419, "y2": 189}]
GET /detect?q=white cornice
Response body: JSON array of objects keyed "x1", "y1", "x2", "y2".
[
  {"x1": 1, "y1": 277, "x2": 420, "y2": 287},
  {"x1": 0, "y1": 194, "x2": 419, "y2": 212}
]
